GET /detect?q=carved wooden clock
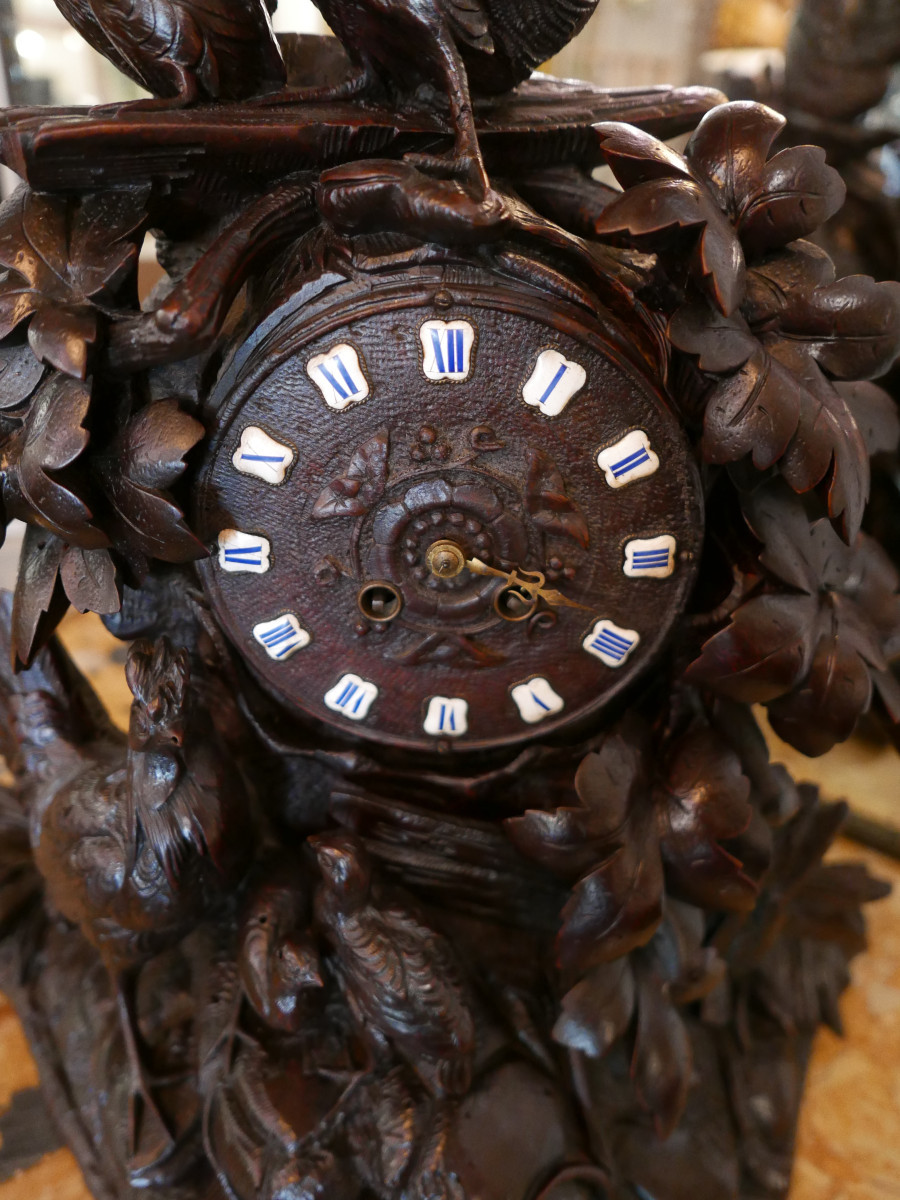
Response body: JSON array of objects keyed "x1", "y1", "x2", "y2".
[{"x1": 196, "y1": 263, "x2": 703, "y2": 752}]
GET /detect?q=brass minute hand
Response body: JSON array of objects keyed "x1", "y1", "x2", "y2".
[{"x1": 466, "y1": 557, "x2": 592, "y2": 612}]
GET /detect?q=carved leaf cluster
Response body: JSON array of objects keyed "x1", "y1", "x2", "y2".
[
  {"x1": 593, "y1": 102, "x2": 900, "y2": 541},
  {"x1": 505, "y1": 716, "x2": 756, "y2": 982},
  {"x1": 688, "y1": 481, "x2": 900, "y2": 755},
  {"x1": 5, "y1": 397, "x2": 204, "y2": 668},
  {"x1": 0, "y1": 186, "x2": 149, "y2": 379},
  {"x1": 554, "y1": 901, "x2": 724, "y2": 1137}
]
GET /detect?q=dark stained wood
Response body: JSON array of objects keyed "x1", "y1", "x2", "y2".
[{"x1": 0, "y1": 2, "x2": 897, "y2": 1198}]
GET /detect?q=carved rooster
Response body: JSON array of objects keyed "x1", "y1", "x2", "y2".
[
  {"x1": 0, "y1": 619, "x2": 256, "y2": 1170},
  {"x1": 309, "y1": 0, "x2": 600, "y2": 191},
  {"x1": 311, "y1": 830, "x2": 476, "y2": 1097},
  {"x1": 52, "y1": 0, "x2": 286, "y2": 105}
]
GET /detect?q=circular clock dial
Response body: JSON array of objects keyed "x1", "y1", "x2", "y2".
[{"x1": 196, "y1": 268, "x2": 703, "y2": 753}]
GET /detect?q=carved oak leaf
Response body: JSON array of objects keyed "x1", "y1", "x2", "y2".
[
  {"x1": 593, "y1": 123, "x2": 745, "y2": 317},
  {"x1": 95, "y1": 399, "x2": 206, "y2": 563},
  {"x1": 3, "y1": 373, "x2": 107, "y2": 547},
  {"x1": 685, "y1": 101, "x2": 846, "y2": 256},
  {"x1": 313, "y1": 430, "x2": 389, "y2": 519},
  {"x1": 524, "y1": 448, "x2": 589, "y2": 549},
  {"x1": 687, "y1": 482, "x2": 900, "y2": 755},
  {"x1": 0, "y1": 187, "x2": 149, "y2": 379}
]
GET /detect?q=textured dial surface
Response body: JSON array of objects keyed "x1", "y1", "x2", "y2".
[{"x1": 196, "y1": 268, "x2": 704, "y2": 752}]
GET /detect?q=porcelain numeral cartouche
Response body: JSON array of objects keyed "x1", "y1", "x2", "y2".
[
  {"x1": 624, "y1": 535, "x2": 676, "y2": 579},
  {"x1": 233, "y1": 426, "x2": 294, "y2": 485},
  {"x1": 510, "y1": 677, "x2": 565, "y2": 724},
  {"x1": 423, "y1": 697, "x2": 469, "y2": 737},
  {"x1": 307, "y1": 343, "x2": 370, "y2": 410},
  {"x1": 522, "y1": 349, "x2": 586, "y2": 417},
  {"x1": 217, "y1": 529, "x2": 271, "y2": 574},
  {"x1": 324, "y1": 674, "x2": 379, "y2": 720},
  {"x1": 583, "y1": 620, "x2": 640, "y2": 667},
  {"x1": 419, "y1": 320, "x2": 475, "y2": 381},
  {"x1": 596, "y1": 430, "x2": 660, "y2": 488},
  {"x1": 253, "y1": 614, "x2": 311, "y2": 660}
]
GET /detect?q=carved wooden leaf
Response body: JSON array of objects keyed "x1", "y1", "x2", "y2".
[
  {"x1": 96, "y1": 399, "x2": 206, "y2": 562},
  {"x1": 656, "y1": 727, "x2": 757, "y2": 912},
  {"x1": 0, "y1": 343, "x2": 44, "y2": 411},
  {"x1": 745, "y1": 263, "x2": 900, "y2": 382},
  {"x1": 593, "y1": 123, "x2": 693, "y2": 188},
  {"x1": 737, "y1": 146, "x2": 846, "y2": 257},
  {"x1": 505, "y1": 732, "x2": 638, "y2": 880},
  {"x1": 593, "y1": 176, "x2": 745, "y2": 317},
  {"x1": 0, "y1": 186, "x2": 148, "y2": 378},
  {"x1": 552, "y1": 959, "x2": 636, "y2": 1058},
  {"x1": 670, "y1": 296, "x2": 870, "y2": 540},
  {"x1": 313, "y1": 431, "x2": 390, "y2": 519},
  {"x1": 5, "y1": 373, "x2": 105, "y2": 546},
  {"x1": 687, "y1": 592, "x2": 821, "y2": 704},
  {"x1": 10, "y1": 525, "x2": 67, "y2": 669},
  {"x1": 685, "y1": 102, "x2": 846, "y2": 257},
  {"x1": 765, "y1": 621, "x2": 874, "y2": 756},
  {"x1": 631, "y1": 963, "x2": 693, "y2": 1139},
  {"x1": 837, "y1": 381, "x2": 900, "y2": 457},
  {"x1": 685, "y1": 101, "x2": 786, "y2": 220},
  {"x1": 689, "y1": 485, "x2": 900, "y2": 754},
  {"x1": 59, "y1": 546, "x2": 120, "y2": 615},
  {"x1": 524, "y1": 448, "x2": 590, "y2": 549}
]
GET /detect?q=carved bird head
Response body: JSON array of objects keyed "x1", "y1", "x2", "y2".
[
  {"x1": 126, "y1": 638, "x2": 190, "y2": 753},
  {"x1": 310, "y1": 831, "x2": 372, "y2": 908}
]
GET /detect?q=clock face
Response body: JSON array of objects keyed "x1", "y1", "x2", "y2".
[{"x1": 196, "y1": 268, "x2": 703, "y2": 753}]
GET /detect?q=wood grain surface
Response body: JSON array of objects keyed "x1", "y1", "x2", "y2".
[{"x1": 0, "y1": 611, "x2": 897, "y2": 1200}]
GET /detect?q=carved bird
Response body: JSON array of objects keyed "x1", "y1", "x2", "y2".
[
  {"x1": 311, "y1": 830, "x2": 476, "y2": 1097},
  {"x1": 0, "y1": 616, "x2": 256, "y2": 1172},
  {"x1": 308, "y1": 0, "x2": 600, "y2": 191},
  {"x1": 239, "y1": 858, "x2": 324, "y2": 1033},
  {"x1": 52, "y1": 0, "x2": 286, "y2": 105}
]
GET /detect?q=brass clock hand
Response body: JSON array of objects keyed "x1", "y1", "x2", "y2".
[
  {"x1": 465, "y1": 556, "x2": 593, "y2": 612},
  {"x1": 423, "y1": 541, "x2": 591, "y2": 613}
]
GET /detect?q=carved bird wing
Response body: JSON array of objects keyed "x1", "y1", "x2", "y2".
[
  {"x1": 58, "y1": 0, "x2": 285, "y2": 100},
  {"x1": 437, "y1": 0, "x2": 493, "y2": 53},
  {"x1": 342, "y1": 901, "x2": 474, "y2": 1056},
  {"x1": 463, "y1": 0, "x2": 600, "y2": 93}
]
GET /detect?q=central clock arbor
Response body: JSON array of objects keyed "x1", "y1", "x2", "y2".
[{"x1": 196, "y1": 254, "x2": 704, "y2": 755}]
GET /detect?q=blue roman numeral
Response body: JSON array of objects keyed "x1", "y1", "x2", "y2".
[
  {"x1": 316, "y1": 354, "x2": 364, "y2": 402},
  {"x1": 632, "y1": 550, "x2": 671, "y2": 569},
  {"x1": 437, "y1": 703, "x2": 456, "y2": 732},
  {"x1": 224, "y1": 545, "x2": 264, "y2": 567},
  {"x1": 431, "y1": 327, "x2": 465, "y2": 375},
  {"x1": 258, "y1": 620, "x2": 302, "y2": 658},
  {"x1": 334, "y1": 679, "x2": 367, "y2": 714},
  {"x1": 610, "y1": 446, "x2": 652, "y2": 478},
  {"x1": 590, "y1": 628, "x2": 635, "y2": 662},
  {"x1": 537, "y1": 362, "x2": 569, "y2": 406}
]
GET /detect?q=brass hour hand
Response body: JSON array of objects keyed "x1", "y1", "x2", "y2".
[{"x1": 465, "y1": 557, "x2": 592, "y2": 612}]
